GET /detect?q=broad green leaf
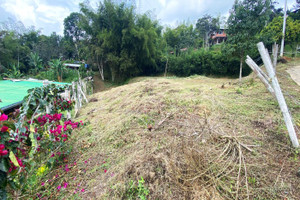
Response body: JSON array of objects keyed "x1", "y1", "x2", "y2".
[
  {"x1": 9, "y1": 151, "x2": 19, "y2": 167},
  {"x1": 29, "y1": 125, "x2": 35, "y2": 133}
]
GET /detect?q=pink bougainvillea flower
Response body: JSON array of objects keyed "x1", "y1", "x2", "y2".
[
  {"x1": 36, "y1": 136, "x2": 41, "y2": 141},
  {"x1": 57, "y1": 185, "x2": 61, "y2": 190},
  {"x1": 0, "y1": 114, "x2": 8, "y2": 121},
  {"x1": 50, "y1": 153, "x2": 55, "y2": 158},
  {"x1": 84, "y1": 161, "x2": 87, "y2": 164},
  {"x1": 1, "y1": 126, "x2": 9, "y2": 132},
  {"x1": 104, "y1": 169, "x2": 107, "y2": 173},
  {"x1": 63, "y1": 182, "x2": 68, "y2": 188},
  {"x1": 81, "y1": 189, "x2": 85, "y2": 192},
  {"x1": 74, "y1": 162, "x2": 77, "y2": 165},
  {"x1": 0, "y1": 150, "x2": 8, "y2": 156},
  {"x1": 41, "y1": 182, "x2": 45, "y2": 186},
  {"x1": 0, "y1": 144, "x2": 5, "y2": 150},
  {"x1": 73, "y1": 177, "x2": 77, "y2": 180}
]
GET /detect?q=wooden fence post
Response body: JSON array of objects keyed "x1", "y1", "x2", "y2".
[{"x1": 257, "y1": 42, "x2": 299, "y2": 148}]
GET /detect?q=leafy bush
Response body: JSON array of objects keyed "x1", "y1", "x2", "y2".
[
  {"x1": 124, "y1": 177, "x2": 149, "y2": 200},
  {"x1": 0, "y1": 84, "x2": 84, "y2": 199},
  {"x1": 168, "y1": 48, "x2": 246, "y2": 77}
]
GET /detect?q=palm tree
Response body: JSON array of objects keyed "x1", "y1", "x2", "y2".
[{"x1": 2, "y1": 64, "x2": 23, "y2": 78}]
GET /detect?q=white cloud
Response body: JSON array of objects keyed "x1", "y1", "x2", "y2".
[
  {"x1": 0, "y1": 0, "x2": 297, "y2": 35},
  {"x1": 0, "y1": 0, "x2": 75, "y2": 35},
  {"x1": 36, "y1": 4, "x2": 70, "y2": 35},
  {"x1": 2, "y1": 0, "x2": 37, "y2": 27}
]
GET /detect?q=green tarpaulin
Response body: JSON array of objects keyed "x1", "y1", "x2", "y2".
[{"x1": 0, "y1": 80, "x2": 68, "y2": 110}]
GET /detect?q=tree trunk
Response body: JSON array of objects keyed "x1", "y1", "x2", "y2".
[
  {"x1": 164, "y1": 57, "x2": 168, "y2": 77},
  {"x1": 239, "y1": 56, "x2": 243, "y2": 83},
  {"x1": 96, "y1": 55, "x2": 104, "y2": 80},
  {"x1": 75, "y1": 43, "x2": 79, "y2": 59},
  {"x1": 205, "y1": 32, "x2": 209, "y2": 49},
  {"x1": 100, "y1": 57, "x2": 104, "y2": 80},
  {"x1": 110, "y1": 66, "x2": 115, "y2": 82}
]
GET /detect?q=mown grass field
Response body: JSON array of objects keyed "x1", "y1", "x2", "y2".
[{"x1": 40, "y1": 59, "x2": 300, "y2": 200}]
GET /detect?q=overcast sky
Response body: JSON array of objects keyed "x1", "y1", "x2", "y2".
[{"x1": 0, "y1": 0, "x2": 297, "y2": 35}]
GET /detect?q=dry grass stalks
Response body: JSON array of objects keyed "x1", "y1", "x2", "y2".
[{"x1": 164, "y1": 115, "x2": 253, "y2": 200}]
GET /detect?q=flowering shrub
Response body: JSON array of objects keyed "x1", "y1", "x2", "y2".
[
  {"x1": 0, "y1": 84, "x2": 83, "y2": 199},
  {"x1": 53, "y1": 96, "x2": 74, "y2": 112}
]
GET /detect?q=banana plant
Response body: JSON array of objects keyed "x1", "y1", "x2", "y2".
[{"x1": 2, "y1": 65, "x2": 23, "y2": 79}]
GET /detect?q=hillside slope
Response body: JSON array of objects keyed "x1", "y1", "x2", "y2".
[{"x1": 59, "y1": 60, "x2": 299, "y2": 199}]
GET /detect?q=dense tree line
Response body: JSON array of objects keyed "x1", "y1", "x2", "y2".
[{"x1": 0, "y1": 0, "x2": 299, "y2": 82}]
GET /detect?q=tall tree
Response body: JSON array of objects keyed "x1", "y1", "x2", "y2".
[
  {"x1": 260, "y1": 16, "x2": 300, "y2": 54},
  {"x1": 79, "y1": 0, "x2": 163, "y2": 82},
  {"x1": 64, "y1": 12, "x2": 85, "y2": 59},
  {"x1": 227, "y1": 0, "x2": 272, "y2": 82},
  {"x1": 196, "y1": 15, "x2": 220, "y2": 48}
]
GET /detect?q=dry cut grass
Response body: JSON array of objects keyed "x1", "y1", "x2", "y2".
[{"x1": 53, "y1": 59, "x2": 300, "y2": 200}]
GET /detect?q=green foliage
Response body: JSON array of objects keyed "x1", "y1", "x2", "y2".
[
  {"x1": 164, "y1": 23, "x2": 198, "y2": 55},
  {"x1": 124, "y1": 177, "x2": 149, "y2": 200},
  {"x1": 2, "y1": 64, "x2": 23, "y2": 78},
  {"x1": 167, "y1": 47, "x2": 244, "y2": 77},
  {"x1": 0, "y1": 83, "x2": 84, "y2": 198},
  {"x1": 29, "y1": 52, "x2": 43, "y2": 75},
  {"x1": 48, "y1": 59, "x2": 64, "y2": 82},
  {"x1": 226, "y1": 0, "x2": 272, "y2": 79},
  {"x1": 260, "y1": 16, "x2": 300, "y2": 52},
  {"x1": 196, "y1": 15, "x2": 220, "y2": 48},
  {"x1": 79, "y1": 0, "x2": 164, "y2": 82}
]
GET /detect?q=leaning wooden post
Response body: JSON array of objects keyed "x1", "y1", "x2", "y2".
[{"x1": 257, "y1": 42, "x2": 299, "y2": 147}]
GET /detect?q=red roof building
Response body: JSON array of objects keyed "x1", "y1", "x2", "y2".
[{"x1": 210, "y1": 29, "x2": 227, "y2": 45}]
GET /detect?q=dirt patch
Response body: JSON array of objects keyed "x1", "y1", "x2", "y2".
[{"x1": 93, "y1": 74, "x2": 107, "y2": 92}]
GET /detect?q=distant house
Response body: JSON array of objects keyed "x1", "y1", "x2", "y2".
[{"x1": 210, "y1": 29, "x2": 227, "y2": 45}]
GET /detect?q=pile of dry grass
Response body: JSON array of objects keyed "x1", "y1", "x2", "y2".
[
  {"x1": 110, "y1": 110, "x2": 255, "y2": 200},
  {"x1": 63, "y1": 68, "x2": 300, "y2": 199}
]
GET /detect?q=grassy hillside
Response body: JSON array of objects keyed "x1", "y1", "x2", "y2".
[{"x1": 43, "y1": 59, "x2": 299, "y2": 199}]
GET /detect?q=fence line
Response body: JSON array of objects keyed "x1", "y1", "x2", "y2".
[{"x1": 246, "y1": 42, "x2": 299, "y2": 148}]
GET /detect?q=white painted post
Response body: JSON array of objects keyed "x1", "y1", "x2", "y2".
[
  {"x1": 77, "y1": 83, "x2": 82, "y2": 108},
  {"x1": 272, "y1": 43, "x2": 278, "y2": 71},
  {"x1": 280, "y1": 0, "x2": 287, "y2": 57},
  {"x1": 245, "y1": 56, "x2": 275, "y2": 97},
  {"x1": 46, "y1": 105, "x2": 51, "y2": 114},
  {"x1": 257, "y1": 42, "x2": 299, "y2": 147}
]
